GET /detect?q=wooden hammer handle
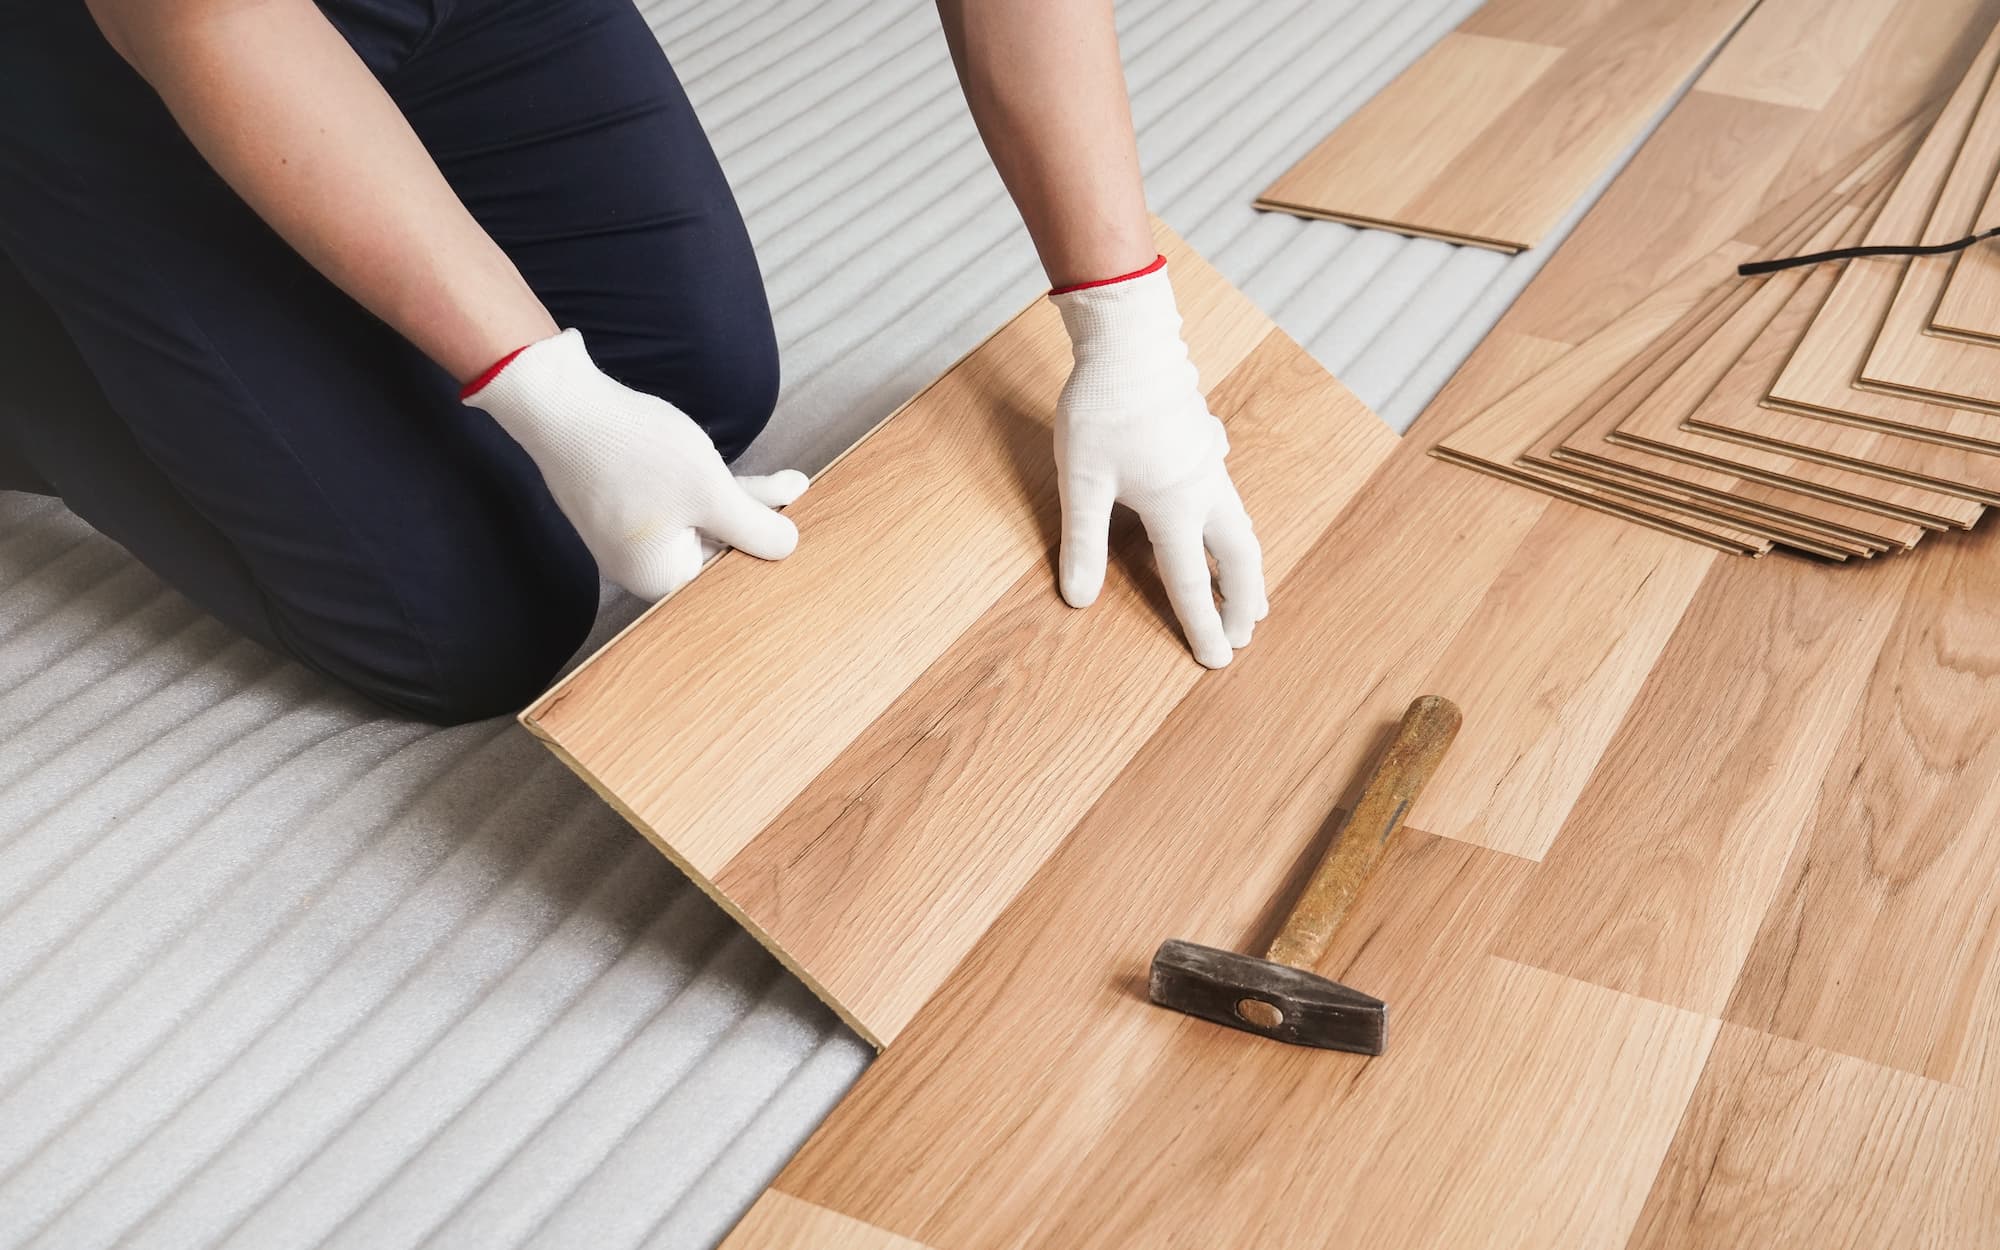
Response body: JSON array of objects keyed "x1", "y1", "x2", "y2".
[{"x1": 1264, "y1": 695, "x2": 1462, "y2": 970}]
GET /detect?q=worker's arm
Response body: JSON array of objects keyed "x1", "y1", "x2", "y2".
[
  {"x1": 937, "y1": 0, "x2": 1267, "y2": 666},
  {"x1": 84, "y1": 0, "x2": 803, "y2": 600}
]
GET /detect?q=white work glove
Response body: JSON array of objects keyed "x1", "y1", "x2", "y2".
[
  {"x1": 1049, "y1": 258, "x2": 1267, "y2": 667},
  {"x1": 462, "y1": 329, "x2": 807, "y2": 601}
]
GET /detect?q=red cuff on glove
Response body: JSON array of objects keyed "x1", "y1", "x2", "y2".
[
  {"x1": 458, "y1": 345, "x2": 530, "y2": 400},
  {"x1": 1049, "y1": 253, "x2": 1166, "y2": 296}
]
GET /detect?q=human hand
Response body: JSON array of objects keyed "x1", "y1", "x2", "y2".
[
  {"x1": 1049, "y1": 258, "x2": 1266, "y2": 667},
  {"x1": 462, "y1": 329, "x2": 806, "y2": 600}
]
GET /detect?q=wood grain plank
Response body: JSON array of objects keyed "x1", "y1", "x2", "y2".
[
  {"x1": 728, "y1": 1191, "x2": 935, "y2": 1250},
  {"x1": 1255, "y1": 0, "x2": 1761, "y2": 252},
  {"x1": 1493, "y1": 549, "x2": 1917, "y2": 1017},
  {"x1": 1645, "y1": 258, "x2": 1994, "y2": 525},
  {"x1": 522, "y1": 224, "x2": 1272, "y2": 883},
  {"x1": 711, "y1": 332, "x2": 1393, "y2": 1043},
  {"x1": 1766, "y1": 28, "x2": 2000, "y2": 448},
  {"x1": 1858, "y1": 44, "x2": 2000, "y2": 409},
  {"x1": 1526, "y1": 153, "x2": 1925, "y2": 554},
  {"x1": 1544, "y1": 159, "x2": 1970, "y2": 549},
  {"x1": 1724, "y1": 520, "x2": 2000, "y2": 1082},
  {"x1": 1406, "y1": 504, "x2": 1716, "y2": 860},
  {"x1": 1627, "y1": 1025, "x2": 1974, "y2": 1249},
  {"x1": 758, "y1": 816, "x2": 1714, "y2": 1250},
  {"x1": 1929, "y1": 155, "x2": 2000, "y2": 339}
]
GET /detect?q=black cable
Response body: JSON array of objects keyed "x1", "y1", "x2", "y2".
[{"x1": 1737, "y1": 226, "x2": 2000, "y2": 276}]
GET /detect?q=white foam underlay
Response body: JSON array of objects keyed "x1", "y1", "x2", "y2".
[{"x1": 0, "y1": 1, "x2": 1653, "y2": 1245}]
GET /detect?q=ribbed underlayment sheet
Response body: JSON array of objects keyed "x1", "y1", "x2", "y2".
[{"x1": 0, "y1": 1, "x2": 1665, "y2": 1246}]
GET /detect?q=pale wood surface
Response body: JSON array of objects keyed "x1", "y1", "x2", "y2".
[
  {"x1": 1453, "y1": 15, "x2": 2000, "y2": 556},
  {"x1": 1549, "y1": 152, "x2": 1988, "y2": 548},
  {"x1": 1860, "y1": 48, "x2": 2000, "y2": 408},
  {"x1": 1527, "y1": 157, "x2": 1926, "y2": 555},
  {"x1": 1930, "y1": 101, "x2": 2000, "y2": 340},
  {"x1": 1767, "y1": 31, "x2": 2000, "y2": 447},
  {"x1": 525, "y1": 223, "x2": 1398, "y2": 1046},
  {"x1": 727, "y1": 1192, "x2": 935, "y2": 1250},
  {"x1": 1254, "y1": 0, "x2": 1761, "y2": 252},
  {"x1": 524, "y1": 0, "x2": 2000, "y2": 1243}
]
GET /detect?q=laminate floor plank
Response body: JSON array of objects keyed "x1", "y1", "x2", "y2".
[
  {"x1": 1492, "y1": 547, "x2": 1918, "y2": 1017},
  {"x1": 1724, "y1": 518, "x2": 2000, "y2": 1083},
  {"x1": 1860, "y1": 53, "x2": 2000, "y2": 407},
  {"x1": 526, "y1": 224, "x2": 1395, "y2": 1047},
  {"x1": 1546, "y1": 165, "x2": 1967, "y2": 548},
  {"x1": 1766, "y1": 30, "x2": 2000, "y2": 449},
  {"x1": 1929, "y1": 166, "x2": 2000, "y2": 340},
  {"x1": 1652, "y1": 261, "x2": 1995, "y2": 523},
  {"x1": 1526, "y1": 159, "x2": 1925, "y2": 554},
  {"x1": 1626, "y1": 1025, "x2": 1976, "y2": 1249},
  {"x1": 1434, "y1": 175, "x2": 1876, "y2": 557},
  {"x1": 1254, "y1": 0, "x2": 1762, "y2": 252},
  {"x1": 709, "y1": 331, "x2": 1391, "y2": 1044}
]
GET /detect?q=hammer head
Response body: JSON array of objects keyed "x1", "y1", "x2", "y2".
[{"x1": 1148, "y1": 938, "x2": 1386, "y2": 1054}]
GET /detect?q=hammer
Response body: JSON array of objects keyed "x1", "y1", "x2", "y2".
[{"x1": 1148, "y1": 695, "x2": 1462, "y2": 1054}]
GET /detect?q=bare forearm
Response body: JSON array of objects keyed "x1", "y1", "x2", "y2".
[
  {"x1": 86, "y1": 0, "x2": 555, "y2": 382},
  {"x1": 936, "y1": 0, "x2": 1155, "y2": 287}
]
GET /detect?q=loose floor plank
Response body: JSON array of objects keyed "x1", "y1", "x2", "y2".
[
  {"x1": 1929, "y1": 117, "x2": 2000, "y2": 340},
  {"x1": 1527, "y1": 155, "x2": 1927, "y2": 554},
  {"x1": 1766, "y1": 30, "x2": 2000, "y2": 449},
  {"x1": 1654, "y1": 260, "x2": 1996, "y2": 522},
  {"x1": 1254, "y1": 0, "x2": 1762, "y2": 252},
  {"x1": 1434, "y1": 141, "x2": 1904, "y2": 557},
  {"x1": 524, "y1": 223, "x2": 1398, "y2": 1046},
  {"x1": 1858, "y1": 50, "x2": 2000, "y2": 410}
]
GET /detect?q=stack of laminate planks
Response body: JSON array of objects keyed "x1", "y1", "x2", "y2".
[{"x1": 1435, "y1": 18, "x2": 2000, "y2": 562}]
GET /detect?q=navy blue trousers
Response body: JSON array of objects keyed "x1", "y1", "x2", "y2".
[{"x1": 0, "y1": 0, "x2": 779, "y2": 724}]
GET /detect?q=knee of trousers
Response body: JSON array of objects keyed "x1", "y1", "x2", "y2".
[
  {"x1": 290, "y1": 549, "x2": 601, "y2": 728},
  {"x1": 621, "y1": 312, "x2": 781, "y2": 465}
]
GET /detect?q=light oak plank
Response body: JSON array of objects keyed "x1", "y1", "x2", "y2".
[
  {"x1": 1255, "y1": 0, "x2": 1761, "y2": 252},
  {"x1": 1767, "y1": 29, "x2": 2000, "y2": 448},
  {"x1": 1858, "y1": 44, "x2": 2000, "y2": 409},
  {"x1": 1627, "y1": 1025, "x2": 1974, "y2": 1249},
  {"x1": 523, "y1": 224, "x2": 1271, "y2": 883},
  {"x1": 711, "y1": 333, "x2": 1393, "y2": 1043},
  {"x1": 1697, "y1": 0, "x2": 1900, "y2": 109},
  {"x1": 1526, "y1": 153, "x2": 1923, "y2": 554},
  {"x1": 759, "y1": 820, "x2": 1714, "y2": 1249},
  {"x1": 1543, "y1": 158, "x2": 1960, "y2": 550},
  {"x1": 1652, "y1": 259, "x2": 1995, "y2": 525},
  {"x1": 728, "y1": 1191, "x2": 934, "y2": 1250},
  {"x1": 1725, "y1": 519, "x2": 2000, "y2": 1082},
  {"x1": 1406, "y1": 505, "x2": 1716, "y2": 860},
  {"x1": 1493, "y1": 548, "x2": 1918, "y2": 1017},
  {"x1": 1929, "y1": 160, "x2": 2000, "y2": 339}
]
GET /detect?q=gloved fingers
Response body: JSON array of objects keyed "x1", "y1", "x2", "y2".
[
  {"x1": 1205, "y1": 478, "x2": 1267, "y2": 648},
  {"x1": 1148, "y1": 522, "x2": 1233, "y2": 669},
  {"x1": 658, "y1": 527, "x2": 708, "y2": 596},
  {"x1": 615, "y1": 525, "x2": 706, "y2": 601},
  {"x1": 734, "y1": 469, "x2": 810, "y2": 510},
  {"x1": 703, "y1": 480, "x2": 801, "y2": 561},
  {"x1": 1058, "y1": 473, "x2": 1117, "y2": 608}
]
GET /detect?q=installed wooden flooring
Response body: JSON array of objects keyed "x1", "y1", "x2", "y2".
[
  {"x1": 521, "y1": 0, "x2": 2000, "y2": 1243},
  {"x1": 1253, "y1": 0, "x2": 1760, "y2": 252}
]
